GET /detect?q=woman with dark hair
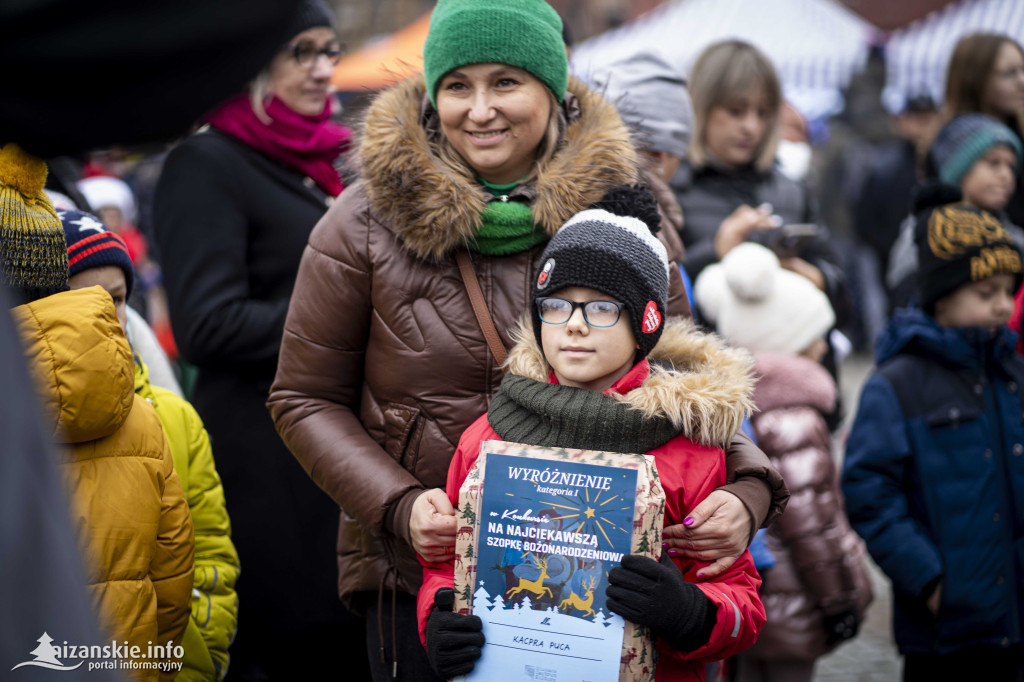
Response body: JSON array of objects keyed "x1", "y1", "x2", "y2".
[
  {"x1": 267, "y1": 3, "x2": 787, "y2": 681},
  {"x1": 152, "y1": 1, "x2": 361, "y2": 678},
  {"x1": 936, "y1": 33, "x2": 1024, "y2": 224}
]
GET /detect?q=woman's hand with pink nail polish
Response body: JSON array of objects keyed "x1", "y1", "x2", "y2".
[{"x1": 661, "y1": 490, "x2": 750, "y2": 578}]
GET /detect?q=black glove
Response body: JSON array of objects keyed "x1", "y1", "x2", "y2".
[
  {"x1": 606, "y1": 554, "x2": 718, "y2": 652},
  {"x1": 424, "y1": 588, "x2": 485, "y2": 679},
  {"x1": 822, "y1": 608, "x2": 859, "y2": 647}
]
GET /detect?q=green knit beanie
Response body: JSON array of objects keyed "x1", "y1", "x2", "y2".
[{"x1": 423, "y1": 0, "x2": 569, "y2": 106}]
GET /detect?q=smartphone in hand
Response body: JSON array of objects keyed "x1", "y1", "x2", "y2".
[{"x1": 768, "y1": 223, "x2": 818, "y2": 258}]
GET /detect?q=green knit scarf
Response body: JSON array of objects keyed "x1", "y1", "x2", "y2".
[
  {"x1": 471, "y1": 178, "x2": 548, "y2": 256},
  {"x1": 487, "y1": 374, "x2": 680, "y2": 454}
]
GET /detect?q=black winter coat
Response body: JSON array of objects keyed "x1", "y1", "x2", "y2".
[
  {"x1": 671, "y1": 161, "x2": 850, "y2": 328},
  {"x1": 843, "y1": 308, "x2": 1024, "y2": 655},
  {"x1": 153, "y1": 129, "x2": 348, "y2": 632}
]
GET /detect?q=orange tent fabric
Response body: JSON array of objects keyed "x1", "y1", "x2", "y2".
[{"x1": 331, "y1": 13, "x2": 429, "y2": 92}]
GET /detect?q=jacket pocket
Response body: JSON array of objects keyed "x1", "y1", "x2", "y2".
[
  {"x1": 923, "y1": 401, "x2": 982, "y2": 428},
  {"x1": 381, "y1": 402, "x2": 420, "y2": 467},
  {"x1": 922, "y1": 402, "x2": 984, "y2": 487}
]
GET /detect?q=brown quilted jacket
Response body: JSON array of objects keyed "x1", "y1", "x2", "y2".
[{"x1": 267, "y1": 76, "x2": 785, "y2": 603}]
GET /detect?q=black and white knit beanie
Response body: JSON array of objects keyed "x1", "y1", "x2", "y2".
[{"x1": 531, "y1": 200, "x2": 670, "y2": 359}]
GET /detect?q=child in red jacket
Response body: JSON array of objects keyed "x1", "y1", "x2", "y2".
[{"x1": 417, "y1": 192, "x2": 765, "y2": 681}]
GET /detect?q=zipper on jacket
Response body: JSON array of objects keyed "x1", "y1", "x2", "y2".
[{"x1": 985, "y1": 351, "x2": 1022, "y2": 646}]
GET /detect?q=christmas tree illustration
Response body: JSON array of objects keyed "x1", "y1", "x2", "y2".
[
  {"x1": 28, "y1": 633, "x2": 60, "y2": 665},
  {"x1": 459, "y1": 501, "x2": 476, "y2": 525},
  {"x1": 636, "y1": 531, "x2": 650, "y2": 554},
  {"x1": 11, "y1": 632, "x2": 84, "y2": 671}
]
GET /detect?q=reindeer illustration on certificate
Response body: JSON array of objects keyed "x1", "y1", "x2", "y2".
[{"x1": 457, "y1": 449, "x2": 640, "y2": 682}]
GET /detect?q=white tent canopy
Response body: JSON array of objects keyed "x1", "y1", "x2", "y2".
[
  {"x1": 570, "y1": 0, "x2": 873, "y2": 120},
  {"x1": 882, "y1": 0, "x2": 1024, "y2": 113}
]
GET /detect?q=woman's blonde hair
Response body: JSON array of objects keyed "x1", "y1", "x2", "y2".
[
  {"x1": 430, "y1": 87, "x2": 563, "y2": 185},
  {"x1": 249, "y1": 70, "x2": 273, "y2": 124},
  {"x1": 687, "y1": 40, "x2": 782, "y2": 173}
]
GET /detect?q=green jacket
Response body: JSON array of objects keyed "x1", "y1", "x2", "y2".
[{"x1": 136, "y1": 357, "x2": 239, "y2": 680}]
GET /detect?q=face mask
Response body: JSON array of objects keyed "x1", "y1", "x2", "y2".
[{"x1": 776, "y1": 139, "x2": 812, "y2": 182}]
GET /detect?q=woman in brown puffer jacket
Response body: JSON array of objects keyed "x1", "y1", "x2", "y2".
[{"x1": 267, "y1": 2, "x2": 787, "y2": 680}]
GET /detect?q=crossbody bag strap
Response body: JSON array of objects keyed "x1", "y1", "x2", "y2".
[{"x1": 455, "y1": 249, "x2": 509, "y2": 371}]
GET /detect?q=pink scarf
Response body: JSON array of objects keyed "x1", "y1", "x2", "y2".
[{"x1": 207, "y1": 94, "x2": 350, "y2": 196}]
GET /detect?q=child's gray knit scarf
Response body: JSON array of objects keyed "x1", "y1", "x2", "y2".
[{"x1": 487, "y1": 374, "x2": 679, "y2": 454}]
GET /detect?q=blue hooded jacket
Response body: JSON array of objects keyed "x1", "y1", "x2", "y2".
[{"x1": 842, "y1": 307, "x2": 1024, "y2": 655}]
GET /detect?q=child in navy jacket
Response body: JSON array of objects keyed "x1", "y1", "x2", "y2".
[{"x1": 843, "y1": 202, "x2": 1024, "y2": 680}]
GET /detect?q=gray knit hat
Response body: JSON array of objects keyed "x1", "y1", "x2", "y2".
[
  {"x1": 532, "y1": 207, "x2": 670, "y2": 359},
  {"x1": 930, "y1": 113, "x2": 1022, "y2": 187},
  {"x1": 589, "y1": 51, "x2": 693, "y2": 159}
]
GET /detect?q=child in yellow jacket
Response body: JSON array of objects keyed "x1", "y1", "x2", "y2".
[
  {"x1": 1, "y1": 144, "x2": 194, "y2": 682},
  {"x1": 60, "y1": 206, "x2": 240, "y2": 681}
]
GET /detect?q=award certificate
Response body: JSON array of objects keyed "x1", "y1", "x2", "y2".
[{"x1": 453, "y1": 441, "x2": 664, "y2": 682}]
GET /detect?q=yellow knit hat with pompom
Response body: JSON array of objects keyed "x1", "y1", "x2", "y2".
[{"x1": 0, "y1": 144, "x2": 69, "y2": 305}]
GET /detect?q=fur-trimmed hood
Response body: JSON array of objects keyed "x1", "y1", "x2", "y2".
[
  {"x1": 355, "y1": 76, "x2": 640, "y2": 260},
  {"x1": 504, "y1": 317, "x2": 757, "y2": 446}
]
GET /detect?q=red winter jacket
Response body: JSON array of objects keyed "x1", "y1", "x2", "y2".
[{"x1": 418, "y1": 320, "x2": 765, "y2": 681}]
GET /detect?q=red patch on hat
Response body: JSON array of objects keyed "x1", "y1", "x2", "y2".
[
  {"x1": 537, "y1": 259, "x2": 555, "y2": 289},
  {"x1": 641, "y1": 301, "x2": 661, "y2": 334}
]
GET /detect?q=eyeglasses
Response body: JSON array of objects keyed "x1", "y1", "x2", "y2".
[
  {"x1": 536, "y1": 297, "x2": 625, "y2": 328},
  {"x1": 283, "y1": 41, "x2": 343, "y2": 67}
]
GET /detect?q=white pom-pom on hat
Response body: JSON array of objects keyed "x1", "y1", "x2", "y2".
[
  {"x1": 694, "y1": 242, "x2": 835, "y2": 355},
  {"x1": 693, "y1": 258, "x2": 725, "y2": 325},
  {"x1": 723, "y1": 242, "x2": 780, "y2": 302}
]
